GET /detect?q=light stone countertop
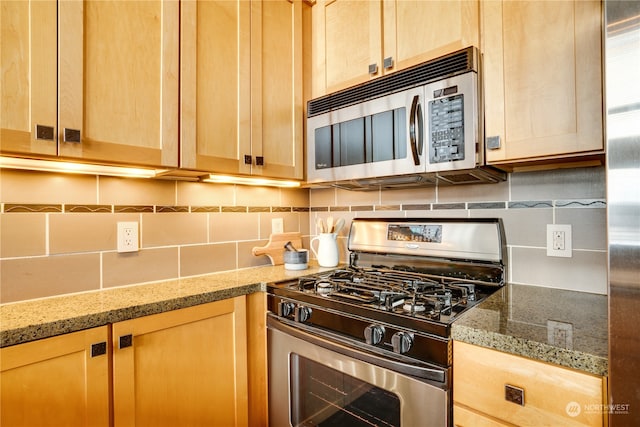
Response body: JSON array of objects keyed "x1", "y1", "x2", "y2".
[
  {"x1": 2, "y1": 267, "x2": 609, "y2": 378},
  {"x1": 452, "y1": 284, "x2": 608, "y2": 376},
  {"x1": 0, "y1": 263, "x2": 336, "y2": 348}
]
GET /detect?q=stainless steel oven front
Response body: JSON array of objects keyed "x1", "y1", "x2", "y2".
[{"x1": 267, "y1": 315, "x2": 449, "y2": 427}]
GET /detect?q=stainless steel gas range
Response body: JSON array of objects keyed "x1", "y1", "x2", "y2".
[{"x1": 267, "y1": 217, "x2": 507, "y2": 427}]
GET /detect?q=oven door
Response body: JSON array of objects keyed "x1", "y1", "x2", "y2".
[
  {"x1": 306, "y1": 86, "x2": 426, "y2": 185},
  {"x1": 268, "y1": 316, "x2": 449, "y2": 427}
]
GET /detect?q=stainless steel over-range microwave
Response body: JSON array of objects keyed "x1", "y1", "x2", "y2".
[{"x1": 306, "y1": 47, "x2": 505, "y2": 190}]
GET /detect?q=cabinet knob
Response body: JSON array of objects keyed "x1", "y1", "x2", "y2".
[
  {"x1": 244, "y1": 155, "x2": 252, "y2": 165},
  {"x1": 91, "y1": 341, "x2": 107, "y2": 357},
  {"x1": 383, "y1": 56, "x2": 394, "y2": 70},
  {"x1": 35, "y1": 124, "x2": 55, "y2": 141},
  {"x1": 63, "y1": 128, "x2": 81, "y2": 143},
  {"x1": 368, "y1": 63, "x2": 378, "y2": 75},
  {"x1": 119, "y1": 334, "x2": 133, "y2": 349},
  {"x1": 505, "y1": 384, "x2": 525, "y2": 406},
  {"x1": 486, "y1": 135, "x2": 501, "y2": 150},
  {"x1": 255, "y1": 156, "x2": 264, "y2": 166}
]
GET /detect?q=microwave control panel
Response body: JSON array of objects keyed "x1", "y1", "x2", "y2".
[{"x1": 429, "y1": 92, "x2": 465, "y2": 164}]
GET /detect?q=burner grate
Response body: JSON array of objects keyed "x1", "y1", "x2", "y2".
[{"x1": 297, "y1": 267, "x2": 481, "y2": 320}]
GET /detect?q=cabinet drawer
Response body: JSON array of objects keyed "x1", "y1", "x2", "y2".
[
  {"x1": 453, "y1": 341, "x2": 605, "y2": 427},
  {"x1": 454, "y1": 404, "x2": 513, "y2": 427}
]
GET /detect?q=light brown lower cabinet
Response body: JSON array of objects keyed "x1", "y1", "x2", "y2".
[
  {"x1": 1, "y1": 295, "x2": 268, "y2": 427},
  {"x1": 113, "y1": 297, "x2": 252, "y2": 426},
  {"x1": 453, "y1": 341, "x2": 607, "y2": 427},
  {"x1": 0, "y1": 326, "x2": 111, "y2": 427}
]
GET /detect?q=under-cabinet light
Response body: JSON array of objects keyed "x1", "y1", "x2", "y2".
[
  {"x1": 201, "y1": 174, "x2": 301, "y2": 188},
  {"x1": 0, "y1": 156, "x2": 163, "y2": 178}
]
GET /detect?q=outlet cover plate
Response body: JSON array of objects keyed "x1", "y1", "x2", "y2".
[
  {"x1": 272, "y1": 218, "x2": 284, "y2": 235},
  {"x1": 547, "y1": 224, "x2": 572, "y2": 257},
  {"x1": 547, "y1": 320, "x2": 573, "y2": 349},
  {"x1": 117, "y1": 221, "x2": 139, "y2": 253}
]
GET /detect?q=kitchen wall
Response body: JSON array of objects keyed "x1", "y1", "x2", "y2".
[
  {"x1": 309, "y1": 166, "x2": 607, "y2": 295},
  {"x1": 0, "y1": 165, "x2": 607, "y2": 304},
  {"x1": 0, "y1": 169, "x2": 310, "y2": 303}
]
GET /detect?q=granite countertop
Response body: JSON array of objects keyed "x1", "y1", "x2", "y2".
[
  {"x1": 0, "y1": 263, "x2": 335, "y2": 348},
  {"x1": 452, "y1": 284, "x2": 608, "y2": 376}
]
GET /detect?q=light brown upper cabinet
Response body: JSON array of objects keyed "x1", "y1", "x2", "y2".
[
  {"x1": 1, "y1": 0, "x2": 180, "y2": 168},
  {"x1": 181, "y1": 0, "x2": 303, "y2": 180},
  {"x1": 310, "y1": 0, "x2": 480, "y2": 97},
  {"x1": 482, "y1": 0, "x2": 604, "y2": 167},
  {"x1": 1, "y1": 0, "x2": 58, "y2": 157}
]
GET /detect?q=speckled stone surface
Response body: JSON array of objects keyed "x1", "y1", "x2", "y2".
[
  {"x1": 452, "y1": 284, "x2": 608, "y2": 376},
  {"x1": 0, "y1": 263, "x2": 336, "y2": 348}
]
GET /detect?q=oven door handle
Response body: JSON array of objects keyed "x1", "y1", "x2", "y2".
[
  {"x1": 267, "y1": 314, "x2": 447, "y2": 385},
  {"x1": 409, "y1": 94, "x2": 424, "y2": 166}
]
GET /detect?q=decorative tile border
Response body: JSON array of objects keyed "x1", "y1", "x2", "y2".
[
  {"x1": 351, "y1": 205, "x2": 374, "y2": 211},
  {"x1": 190, "y1": 206, "x2": 221, "y2": 213},
  {"x1": 65, "y1": 204, "x2": 112, "y2": 213},
  {"x1": 555, "y1": 199, "x2": 606, "y2": 208},
  {"x1": 433, "y1": 203, "x2": 466, "y2": 210},
  {"x1": 468, "y1": 202, "x2": 507, "y2": 210},
  {"x1": 115, "y1": 205, "x2": 155, "y2": 213},
  {"x1": 221, "y1": 206, "x2": 247, "y2": 213},
  {"x1": 508, "y1": 201, "x2": 553, "y2": 209},
  {"x1": 375, "y1": 205, "x2": 401, "y2": 211},
  {"x1": 3, "y1": 204, "x2": 62, "y2": 213},
  {"x1": 156, "y1": 205, "x2": 189, "y2": 213},
  {"x1": 402, "y1": 204, "x2": 431, "y2": 211},
  {"x1": 1, "y1": 199, "x2": 604, "y2": 214}
]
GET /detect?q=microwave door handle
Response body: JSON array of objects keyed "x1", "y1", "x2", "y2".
[{"x1": 409, "y1": 95, "x2": 424, "y2": 165}]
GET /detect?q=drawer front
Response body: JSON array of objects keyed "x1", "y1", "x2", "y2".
[
  {"x1": 453, "y1": 341, "x2": 605, "y2": 427},
  {"x1": 454, "y1": 404, "x2": 513, "y2": 427}
]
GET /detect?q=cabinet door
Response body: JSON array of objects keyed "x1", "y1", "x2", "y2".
[
  {"x1": 251, "y1": 0, "x2": 304, "y2": 179},
  {"x1": 1, "y1": 326, "x2": 111, "y2": 427},
  {"x1": 310, "y1": 0, "x2": 480, "y2": 97},
  {"x1": 313, "y1": 0, "x2": 382, "y2": 94},
  {"x1": 112, "y1": 298, "x2": 249, "y2": 427},
  {"x1": 388, "y1": 0, "x2": 479, "y2": 71},
  {"x1": 483, "y1": 0, "x2": 603, "y2": 165},
  {"x1": 1, "y1": 0, "x2": 57, "y2": 156},
  {"x1": 58, "y1": 0, "x2": 179, "y2": 167},
  {"x1": 181, "y1": 0, "x2": 251, "y2": 174}
]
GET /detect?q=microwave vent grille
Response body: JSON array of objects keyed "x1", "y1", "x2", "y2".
[{"x1": 308, "y1": 47, "x2": 477, "y2": 117}]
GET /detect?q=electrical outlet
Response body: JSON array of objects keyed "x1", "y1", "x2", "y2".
[
  {"x1": 272, "y1": 218, "x2": 284, "y2": 234},
  {"x1": 547, "y1": 320, "x2": 573, "y2": 349},
  {"x1": 547, "y1": 224, "x2": 572, "y2": 257},
  {"x1": 117, "y1": 221, "x2": 139, "y2": 253}
]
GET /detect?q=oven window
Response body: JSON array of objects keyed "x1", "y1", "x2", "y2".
[{"x1": 289, "y1": 354, "x2": 401, "y2": 427}]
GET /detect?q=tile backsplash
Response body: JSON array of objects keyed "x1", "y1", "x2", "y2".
[
  {"x1": 309, "y1": 166, "x2": 607, "y2": 296},
  {"x1": 0, "y1": 166, "x2": 607, "y2": 303},
  {"x1": 0, "y1": 169, "x2": 310, "y2": 303}
]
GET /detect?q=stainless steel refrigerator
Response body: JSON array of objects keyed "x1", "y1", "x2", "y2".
[{"x1": 606, "y1": 1, "x2": 640, "y2": 425}]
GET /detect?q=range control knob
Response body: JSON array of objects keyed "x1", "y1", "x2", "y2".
[
  {"x1": 294, "y1": 306, "x2": 313, "y2": 323},
  {"x1": 364, "y1": 324, "x2": 385, "y2": 346},
  {"x1": 278, "y1": 301, "x2": 295, "y2": 318},
  {"x1": 391, "y1": 331, "x2": 413, "y2": 354}
]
